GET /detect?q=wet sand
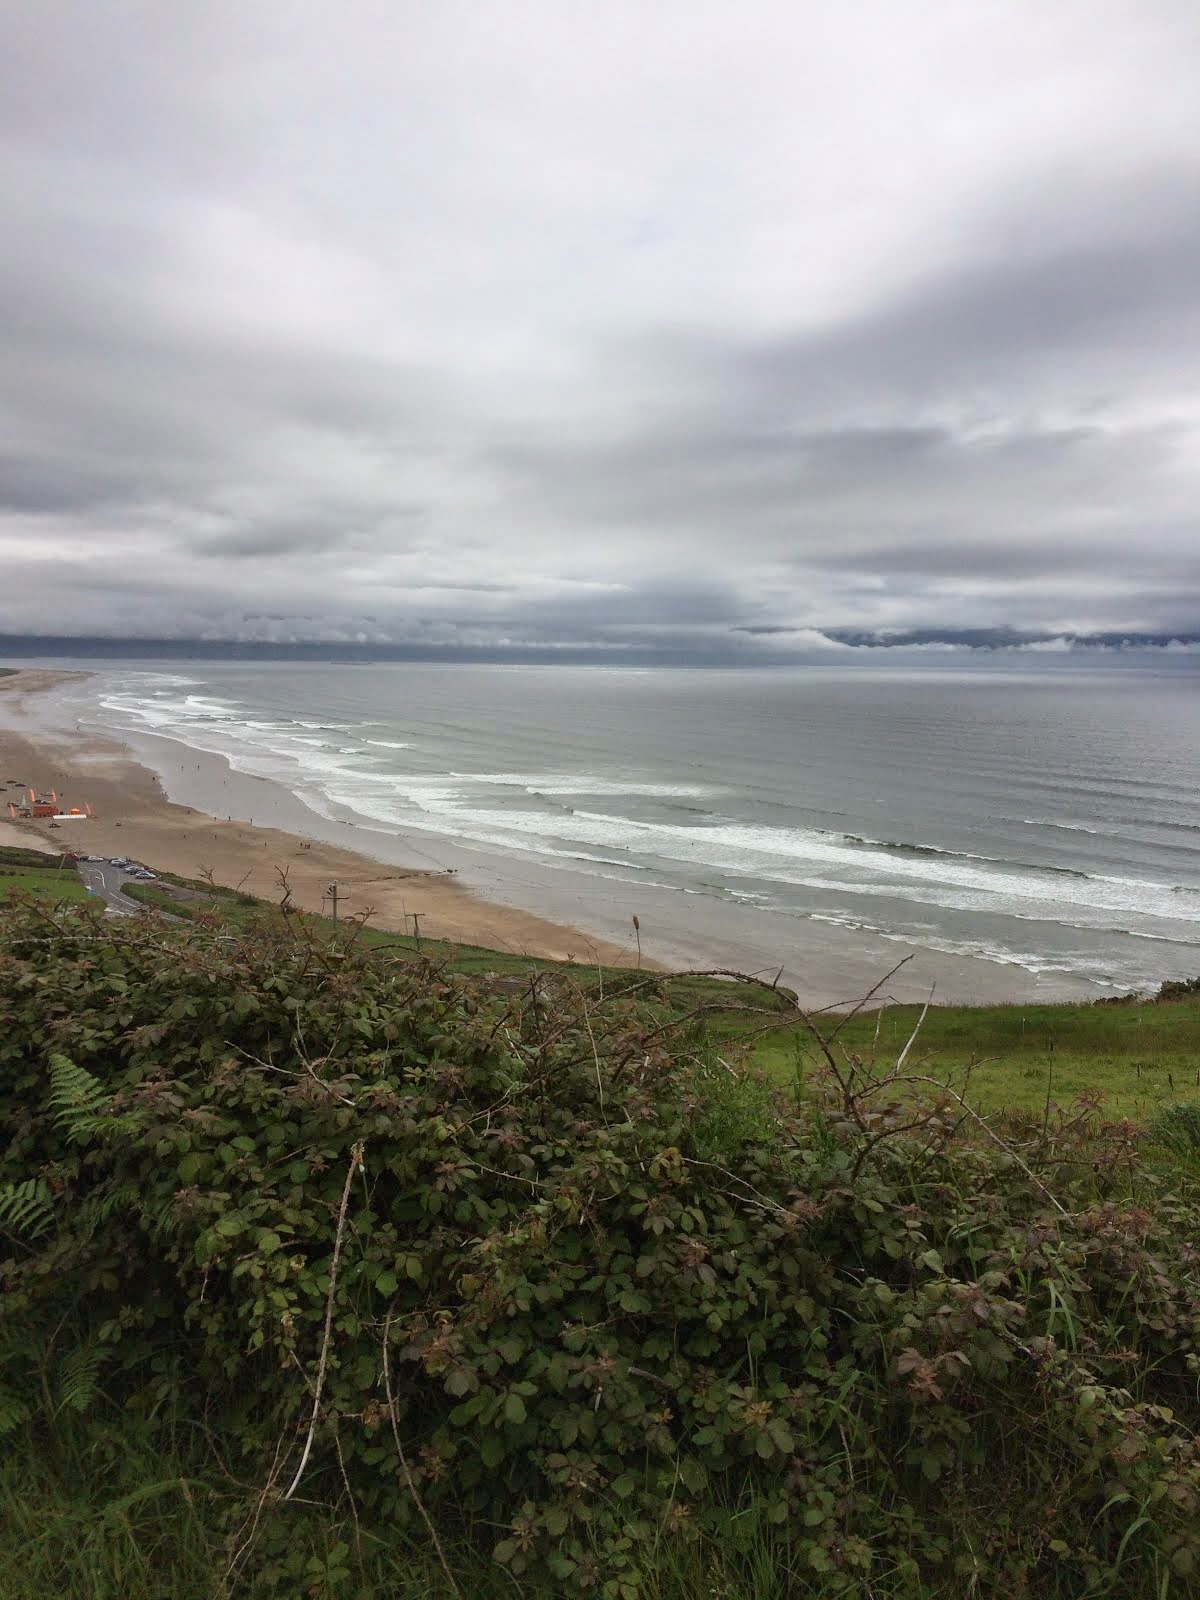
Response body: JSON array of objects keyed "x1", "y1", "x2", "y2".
[{"x1": 0, "y1": 666, "x2": 1099, "y2": 1007}]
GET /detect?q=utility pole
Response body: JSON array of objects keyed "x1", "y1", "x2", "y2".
[{"x1": 327, "y1": 881, "x2": 338, "y2": 926}]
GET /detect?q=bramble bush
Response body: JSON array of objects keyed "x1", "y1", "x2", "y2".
[{"x1": 3, "y1": 901, "x2": 1200, "y2": 1597}]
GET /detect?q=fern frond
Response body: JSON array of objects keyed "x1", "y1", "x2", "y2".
[
  {"x1": 47, "y1": 1053, "x2": 110, "y2": 1140},
  {"x1": 46, "y1": 1054, "x2": 139, "y2": 1145},
  {"x1": 139, "y1": 1190, "x2": 187, "y2": 1237},
  {"x1": 0, "y1": 1387, "x2": 30, "y2": 1437},
  {"x1": 79, "y1": 1182, "x2": 140, "y2": 1231},
  {"x1": 0, "y1": 1177, "x2": 54, "y2": 1240},
  {"x1": 56, "y1": 1345, "x2": 102, "y2": 1416}
]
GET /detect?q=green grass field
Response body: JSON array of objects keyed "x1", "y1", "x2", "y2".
[
  {"x1": 0, "y1": 869, "x2": 90, "y2": 905},
  {"x1": 727, "y1": 993, "x2": 1200, "y2": 1122},
  {"x1": 0, "y1": 845, "x2": 89, "y2": 907}
]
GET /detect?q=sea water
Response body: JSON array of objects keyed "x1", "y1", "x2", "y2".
[{"x1": 44, "y1": 658, "x2": 1200, "y2": 994}]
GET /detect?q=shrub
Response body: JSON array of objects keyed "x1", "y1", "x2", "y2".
[
  {"x1": 2, "y1": 903, "x2": 1200, "y2": 1596},
  {"x1": 1156, "y1": 975, "x2": 1200, "y2": 1003},
  {"x1": 1150, "y1": 1101, "x2": 1200, "y2": 1155},
  {"x1": 0, "y1": 843, "x2": 69, "y2": 870}
]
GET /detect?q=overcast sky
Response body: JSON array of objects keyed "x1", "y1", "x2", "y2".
[{"x1": 2, "y1": 2, "x2": 1198, "y2": 655}]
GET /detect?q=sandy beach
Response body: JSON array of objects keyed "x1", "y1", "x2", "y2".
[
  {"x1": 0, "y1": 666, "x2": 1106, "y2": 1007},
  {"x1": 0, "y1": 669, "x2": 640, "y2": 967}
]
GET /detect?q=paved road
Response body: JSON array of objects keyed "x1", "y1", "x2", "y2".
[{"x1": 76, "y1": 861, "x2": 150, "y2": 917}]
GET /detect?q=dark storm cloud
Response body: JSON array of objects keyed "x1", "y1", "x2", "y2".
[{"x1": 1, "y1": 2, "x2": 1198, "y2": 650}]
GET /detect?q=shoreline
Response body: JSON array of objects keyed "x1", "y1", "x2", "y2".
[
  {"x1": 0, "y1": 665, "x2": 1103, "y2": 1007},
  {"x1": 0, "y1": 669, "x2": 642, "y2": 968}
]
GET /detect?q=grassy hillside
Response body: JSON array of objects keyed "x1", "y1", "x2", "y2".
[
  {"x1": 0, "y1": 842, "x2": 89, "y2": 906},
  {"x1": 4, "y1": 900, "x2": 1200, "y2": 1598},
  {"x1": 735, "y1": 993, "x2": 1200, "y2": 1121}
]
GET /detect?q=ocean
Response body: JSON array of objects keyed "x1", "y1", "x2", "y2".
[{"x1": 37, "y1": 658, "x2": 1200, "y2": 996}]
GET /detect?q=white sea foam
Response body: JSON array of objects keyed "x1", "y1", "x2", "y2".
[
  {"x1": 1022, "y1": 818, "x2": 1103, "y2": 835},
  {"x1": 97, "y1": 678, "x2": 1200, "y2": 932},
  {"x1": 284, "y1": 774, "x2": 1200, "y2": 932},
  {"x1": 446, "y1": 772, "x2": 714, "y2": 798},
  {"x1": 82, "y1": 664, "x2": 1200, "y2": 991}
]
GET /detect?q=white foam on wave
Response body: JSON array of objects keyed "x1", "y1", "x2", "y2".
[
  {"x1": 874, "y1": 927, "x2": 1082, "y2": 977},
  {"x1": 1023, "y1": 818, "x2": 1103, "y2": 835},
  {"x1": 296, "y1": 771, "x2": 1200, "y2": 932},
  {"x1": 88, "y1": 671, "x2": 1200, "y2": 954},
  {"x1": 805, "y1": 909, "x2": 1101, "y2": 981},
  {"x1": 446, "y1": 772, "x2": 714, "y2": 798}
]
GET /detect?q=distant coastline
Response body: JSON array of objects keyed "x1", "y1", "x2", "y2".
[{"x1": 4, "y1": 630, "x2": 1200, "y2": 668}]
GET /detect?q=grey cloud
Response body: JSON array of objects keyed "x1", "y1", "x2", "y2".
[
  {"x1": 746, "y1": 203, "x2": 1200, "y2": 411},
  {"x1": 199, "y1": 523, "x2": 361, "y2": 560},
  {"x1": 1, "y1": 2, "x2": 1198, "y2": 647}
]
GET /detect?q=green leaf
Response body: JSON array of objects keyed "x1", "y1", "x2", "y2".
[
  {"x1": 504, "y1": 1392, "x2": 527, "y2": 1425},
  {"x1": 767, "y1": 1418, "x2": 794, "y2": 1453}
]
